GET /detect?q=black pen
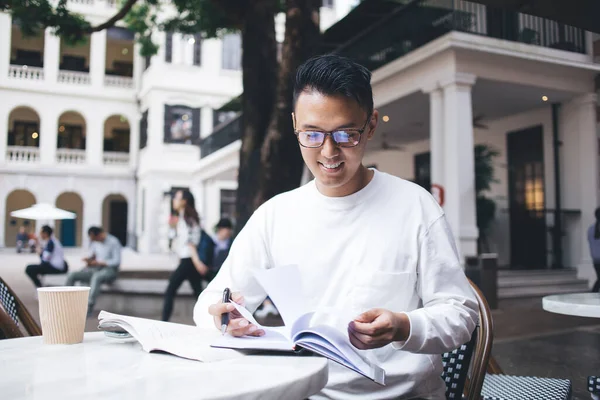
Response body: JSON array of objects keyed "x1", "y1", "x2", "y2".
[{"x1": 221, "y1": 287, "x2": 231, "y2": 335}]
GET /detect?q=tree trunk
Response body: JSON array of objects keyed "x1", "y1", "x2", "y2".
[
  {"x1": 256, "y1": 0, "x2": 321, "y2": 207},
  {"x1": 235, "y1": 0, "x2": 278, "y2": 232}
]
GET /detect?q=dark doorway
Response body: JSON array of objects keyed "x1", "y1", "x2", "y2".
[
  {"x1": 414, "y1": 152, "x2": 431, "y2": 192},
  {"x1": 60, "y1": 215, "x2": 76, "y2": 247},
  {"x1": 507, "y1": 126, "x2": 547, "y2": 269},
  {"x1": 109, "y1": 200, "x2": 128, "y2": 246}
]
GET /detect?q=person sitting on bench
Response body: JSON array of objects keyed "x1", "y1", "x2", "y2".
[{"x1": 25, "y1": 225, "x2": 69, "y2": 289}]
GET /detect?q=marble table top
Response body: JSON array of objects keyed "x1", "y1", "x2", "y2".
[
  {"x1": 0, "y1": 332, "x2": 329, "y2": 400},
  {"x1": 542, "y1": 292, "x2": 600, "y2": 318}
]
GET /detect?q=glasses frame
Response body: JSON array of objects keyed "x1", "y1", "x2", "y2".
[{"x1": 292, "y1": 113, "x2": 371, "y2": 148}]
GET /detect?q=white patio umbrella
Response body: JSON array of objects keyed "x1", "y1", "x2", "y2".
[{"x1": 10, "y1": 203, "x2": 76, "y2": 220}]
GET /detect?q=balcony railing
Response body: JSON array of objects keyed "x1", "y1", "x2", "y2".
[
  {"x1": 58, "y1": 70, "x2": 91, "y2": 85},
  {"x1": 8, "y1": 65, "x2": 44, "y2": 81},
  {"x1": 6, "y1": 146, "x2": 40, "y2": 163},
  {"x1": 328, "y1": 0, "x2": 587, "y2": 72},
  {"x1": 56, "y1": 148, "x2": 86, "y2": 164},
  {"x1": 68, "y1": 0, "x2": 95, "y2": 4},
  {"x1": 104, "y1": 75, "x2": 134, "y2": 88},
  {"x1": 199, "y1": 113, "x2": 242, "y2": 158},
  {"x1": 103, "y1": 151, "x2": 130, "y2": 165}
]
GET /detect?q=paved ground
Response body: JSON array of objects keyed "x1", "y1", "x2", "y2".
[{"x1": 2, "y1": 248, "x2": 599, "y2": 398}]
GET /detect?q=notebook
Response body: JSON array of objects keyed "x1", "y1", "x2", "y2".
[{"x1": 210, "y1": 265, "x2": 386, "y2": 385}]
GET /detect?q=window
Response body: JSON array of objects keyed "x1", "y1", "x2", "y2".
[
  {"x1": 58, "y1": 124, "x2": 85, "y2": 149},
  {"x1": 164, "y1": 105, "x2": 200, "y2": 144},
  {"x1": 213, "y1": 110, "x2": 238, "y2": 127},
  {"x1": 104, "y1": 128, "x2": 130, "y2": 152},
  {"x1": 220, "y1": 189, "x2": 237, "y2": 221},
  {"x1": 193, "y1": 33, "x2": 202, "y2": 66},
  {"x1": 414, "y1": 152, "x2": 431, "y2": 192},
  {"x1": 165, "y1": 32, "x2": 173, "y2": 62},
  {"x1": 139, "y1": 110, "x2": 148, "y2": 149},
  {"x1": 9, "y1": 121, "x2": 39, "y2": 147},
  {"x1": 222, "y1": 33, "x2": 241, "y2": 70}
]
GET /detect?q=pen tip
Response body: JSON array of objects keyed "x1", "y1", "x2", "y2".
[{"x1": 221, "y1": 325, "x2": 227, "y2": 335}]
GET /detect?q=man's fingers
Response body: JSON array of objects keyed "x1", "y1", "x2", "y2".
[
  {"x1": 348, "y1": 329, "x2": 370, "y2": 350},
  {"x1": 208, "y1": 302, "x2": 235, "y2": 317},
  {"x1": 349, "y1": 319, "x2": 380, "y2": 336},
  {"x1": 227, "y1": 318, "x2": 265, "y2": 337},
  {"x1": 231, "y1": 292, "x2": 245, "y2": 306},
  {"x1": 353, "y1": 308, "x2": 382, "y2": 324}
]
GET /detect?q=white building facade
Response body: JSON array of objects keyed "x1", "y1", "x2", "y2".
[
  {"x1": 0, "y1": 1, "x2": 357, "y2": 251},
  {"x1": 194, "y1": 0, "x2": 600, "y2": 284}
]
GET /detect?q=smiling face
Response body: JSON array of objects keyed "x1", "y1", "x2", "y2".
[{"x1": 294, "y1": 90, "x2": 378, "y2": 197}]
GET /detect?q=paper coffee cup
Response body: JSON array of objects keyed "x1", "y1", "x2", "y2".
[{"x1": 37, "y1": 286, "x2": 90, "y2": 344}]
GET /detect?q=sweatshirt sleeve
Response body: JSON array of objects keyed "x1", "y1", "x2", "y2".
[
  {"x1": 193, "y1": 206, "x2": 272, "y2": 329},
  {"x1": 392, "y1": 215, "x2": 478, "y2": 354}
]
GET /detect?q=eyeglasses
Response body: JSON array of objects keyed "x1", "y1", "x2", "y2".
[{"x1": 292, "y1": 113, "x2": 371, "y2": 148}]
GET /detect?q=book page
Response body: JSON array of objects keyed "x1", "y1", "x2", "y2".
[
  {"x1": 253, "y1": 265, "x2": 308, "y2": 327},
  {"x1": 98, "y1": 311, "x2": 244, "y2": 362}
]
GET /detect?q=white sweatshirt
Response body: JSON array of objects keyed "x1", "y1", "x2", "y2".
[{"x1": 194, "y1": 169, "x2": 478, "y2": 399}]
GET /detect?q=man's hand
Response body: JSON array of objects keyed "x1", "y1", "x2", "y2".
[
  {"x1": 208, "y1": 292, "x2": 265, "y2": 337},
  {"x1": 348, "y1": 308, "x2": 410, "y2": 350}
]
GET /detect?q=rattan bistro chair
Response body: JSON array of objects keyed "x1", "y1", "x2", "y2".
[
  {"x1": 0, "y1": 306, "x2": 23, "y2": 339},
  {"x1": 0, "y1": 277, "x2": 41, "y2": 336},
  {"x1": 441, "y1": 279, "x2": 494, "y2": 400}
]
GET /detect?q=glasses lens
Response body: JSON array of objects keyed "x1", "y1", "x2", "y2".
[
  {"x1": 299, "y1": 131, "x2": 324, "y2": 147},
  {"x1": 333, "y1": 130, "x2": 360, "y2": 147}
]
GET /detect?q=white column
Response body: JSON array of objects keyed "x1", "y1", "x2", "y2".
[
  {"x1": 201, "y1": 107, "x2": 213, "y2": 139},
  {"x1": 89, "y1": 30, "x2": 106, "y2": 88},
  {"x1": 0, "y1": 193, "x2": 5, "y2": 247},
  {"x1": 86, "y1": 113, "x2": 103, "y2": 166},
  {"x1": 0, "y1": 106, "x2": 8, "y2": 164},
  {"x1": 39, "y1": 110, "x2": 57, "y2": 165},
  {"x1": 0, "y1": 12, "x2": 11, "y2": 84},
  {"x1": 172, "y1": 33, "x2": 183, "y2": 64},
  {"x1": 43, "y1": 28, "x2": 60, "y2": 83},
  {"x1": 573, "y1": 94, "x2": 599, "y2": 281},
  {"x1": 82, "y1": 195, "x2": 102, "y2": 249},
  {"x1": 148, "y1": 97, "x2": 164, "y2": 148},
  {"x1": 441, "y1": 73, "x2": 478, "y2": 258},
  {"x1": 129, "y1": 112, "x2": 140, "y2": 168},
  {"x1": 132, "y1": 42, "x2": 143, "y2": 91},
  {"x1": 427, "y1": 86, "x2": 445, "y2": 193}
]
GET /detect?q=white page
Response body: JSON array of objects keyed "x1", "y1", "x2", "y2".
[
  {"x1": 98, "y1": 311, "x2": 244, "y2": 362},
  {"x1": 253, "y1": 265, "x2": 308, "y2": 327}
]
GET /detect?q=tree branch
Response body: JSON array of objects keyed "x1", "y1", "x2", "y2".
[{"x1": 86, "y1": 0, "x2": 139, "y2": 33}]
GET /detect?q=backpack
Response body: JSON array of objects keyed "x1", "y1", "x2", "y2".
[{"x1": 197, "y1": 229, "x2": 215, "y2": 269}]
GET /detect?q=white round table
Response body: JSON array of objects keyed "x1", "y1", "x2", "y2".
[
  {"x1": 0, "y1": 332, "x2": 329, "y2": 400},
  {"x1": 542, "y1": 293, "x2": 600, "y2": 318}
]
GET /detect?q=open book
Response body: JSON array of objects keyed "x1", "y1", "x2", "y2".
[
  {"x1": 210, "y1": 265, "x2": 386, "y2": 385},
  {"x1": 97, "y1": 311, "x2": 244, "y2": 363}
]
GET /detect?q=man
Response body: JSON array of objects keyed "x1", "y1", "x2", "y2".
[
  {"x1": 194, "y1": 55, "x2": 477, "y2": 399},
  {"x1": 25, "y1": 225, "x2": 68, "y2": 288},
  {"x1": 66, "y1": 226, "x2": 122, "y2": 317},
  {"x1": 212, "y1": 218, "x2": 233, "y2": 272}
]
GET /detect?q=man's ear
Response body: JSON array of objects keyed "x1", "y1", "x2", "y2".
[{"x1": 367, "y1": 110, "x2": 379, "y2": 140}]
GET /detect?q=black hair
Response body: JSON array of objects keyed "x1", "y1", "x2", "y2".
[
  {"x1": 594, "y1": 208, "x2": 600, "y2": 239},
  {"x1": 293, "y1": 54, "x2": 373, "y2": 117},
  {"x1": 41, "y1": 225, "x2": 53, "y2": 236},
  {"x1": 176, "y1": 189, "x2": 200, "y2": 227},
  {"x1": 88, "y1": 226, "x2": 103, "y2": 236}
]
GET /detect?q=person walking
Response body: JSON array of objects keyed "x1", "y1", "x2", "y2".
[
  {"x1": 161, "y1": 190, "x2": 212, "y2": 321},
  {"x1": 588, "y1": 208, "x2": 600, "y2": 292}
]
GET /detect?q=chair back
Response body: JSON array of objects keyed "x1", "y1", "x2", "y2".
[
  {"x1": 0, "y1": 307, "x2": 23, "y2": 339},
  {"x1": 0, "y1": 277, "x2": 42, "y2": 336},
  {"x1": 441, "y1": 279, "x2": 494, "y2": 400}
]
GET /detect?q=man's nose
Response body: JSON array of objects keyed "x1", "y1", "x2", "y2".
[{"x1": 320, "y1": 135, "x2": 339, "y2": 158}]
